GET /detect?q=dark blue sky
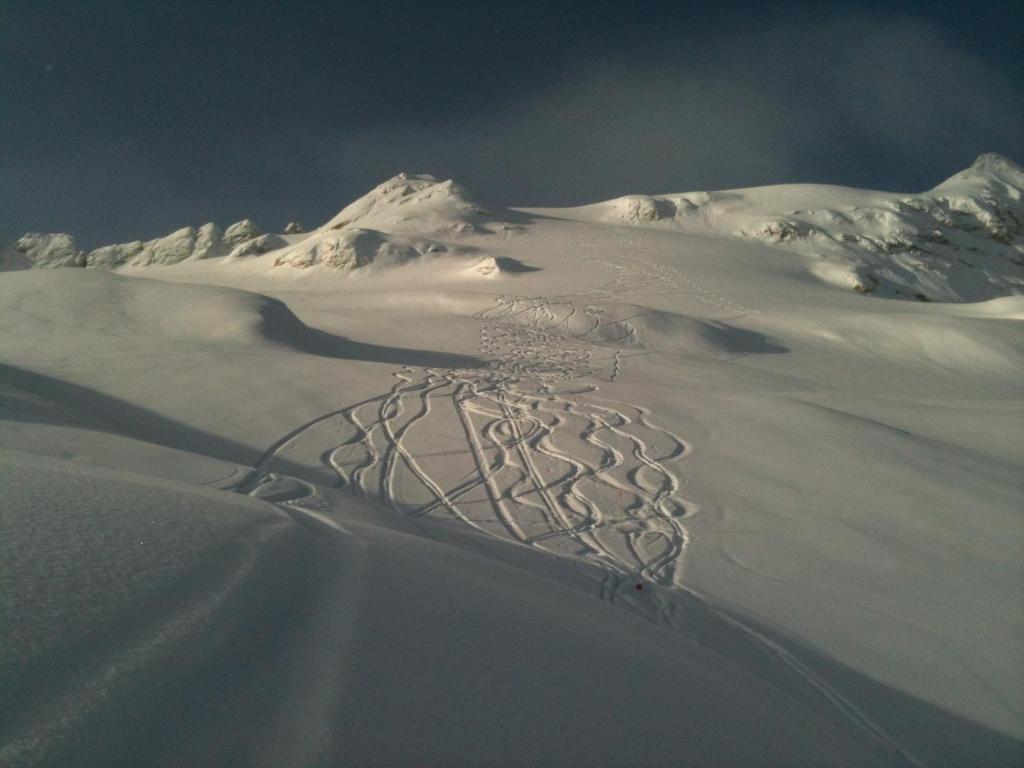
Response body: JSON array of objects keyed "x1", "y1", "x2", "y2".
[{"x1": 2, "y1": 0, "x2": 1022, "y2": 248}]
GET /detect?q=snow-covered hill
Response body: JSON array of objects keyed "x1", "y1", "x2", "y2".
[
  {"x1": 3, "y1": 173, "x2": 520, "y2": 278},
  {"x1": 2, "y1": 157, "x2": 1023, "y2": 767},
  {"x1": 7, "y1": 158, "x2": 1022, "y2": 301},
  {"x1": 575, "y1": 153, "x2": 1024, "y2": 301}
]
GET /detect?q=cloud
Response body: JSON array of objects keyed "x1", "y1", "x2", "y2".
[
  {"x1": 320, "y1": 13, "x2": 1024, "y2": 207},
  {"x1": 3, "y1": 9, "x2": 1021, "y2": 246}
]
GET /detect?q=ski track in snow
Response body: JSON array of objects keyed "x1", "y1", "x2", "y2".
[
  {"x1": 234, "y1": 223, "x2": 920, "y2": 765},
  {"x1": 253, "y1": 223, "x2": 697, "y2": 593}
]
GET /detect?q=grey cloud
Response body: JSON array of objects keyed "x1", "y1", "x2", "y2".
[
  {"x1": 322, "y1": 14, "x2": 1023, "y2": 207},
  {"x1": 5, "y1": 10, "x2": 1020, "y2": 247}
]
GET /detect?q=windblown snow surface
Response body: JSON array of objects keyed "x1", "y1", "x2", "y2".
[{"x1": 2, "y1": 161, "x2": 1023, "y2": 767}]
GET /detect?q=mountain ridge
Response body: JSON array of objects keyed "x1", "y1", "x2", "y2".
[{"x1": 5, "y1": 156, "x2": 1022, "y2": 300}]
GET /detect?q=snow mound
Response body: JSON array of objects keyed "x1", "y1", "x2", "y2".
[
  {"x1": 87, "y1": 223, "x2": 231, "y2": 267},
  {"x1": 628, "y1": 308, "x2": 786, "y2": 358},
  {"x1": 223, "y1": 218, "x2": 262, "y2": 245},
  {"x1": 226, "y1": 233, "x2": 287, "y2": 259},
  {"x1": 582, "y1": 154, "x2": 1024, "y2": 302},
  {"x1": 2, "y1": 233, "x2": 84, "y2": 269},
  {"x1": 272, "y1": 226, "x2": 507, "y2": 276},
  {"x1": 321, "y1": 172, "x2": 503, "y2": 236},
  {"x1": 766, "y1": 305, "x2": 1024, "y2": 383},
  {"x1": 609, "y1": 195, "x2": 689, "y2": 224},
  {"x1": 4, "y1": 220, "x2": 280, "y2": 270},
  {"x1": 481, "y1": 298, "x2": 784, "y2": 359},
  {"x1": 0, "y1": 269, "x2": 323, "y2": 352},
  {"x1": 274, "y1": 228, "x2": 432, "y2": 270}
]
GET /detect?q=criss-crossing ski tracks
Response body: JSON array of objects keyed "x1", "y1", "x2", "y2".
[
  {"x1": 325, "y1": 367, "x2": 691, "y2": 588},
  {"x1": 247, "y1": 223, "x2": 761, "y2": 596},
  {"x1": 251, "y1": 223, "x2": 698, "y2": 594},
  {"x1": 234, "y1": 223, "x2": 922, "y2": 763}
]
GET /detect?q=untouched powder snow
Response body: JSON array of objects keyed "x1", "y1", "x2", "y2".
[
  {"x1": 2, "y1": 157, "x2": 1023, "y2": 767},
  {"x1": 0, "y1": 448, "x2": 889, "y2": 768}
]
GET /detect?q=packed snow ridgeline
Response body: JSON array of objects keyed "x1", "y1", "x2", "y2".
[
  {"x1": 4, "y1": 155, "x2": 1023, "y2": 301},
  {"x1": 3, "y1": 174, "x2": 520, "y2": 277}
]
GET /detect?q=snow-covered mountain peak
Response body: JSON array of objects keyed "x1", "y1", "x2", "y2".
[
  {"x1": 961, "y1": 153, "x2": 1023, "y2": 187},
  {"x1": 321, "y1": 172, "x2": 499, "y2": 236},
  {"x1": 929, "y1": 154, "x2": 1022, "y2": 200}
]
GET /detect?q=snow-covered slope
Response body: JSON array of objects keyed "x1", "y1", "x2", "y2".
[
  {"x1": 0, "y1": 274, "x2": 889, "y2": 767},
  {"x1": 2, "y1": 443, "x2": 893, "y2": 768},
  {"x1": 3, "y1": 157, "x2": 1023, "y2": 766},
  {"x1": 575, "y1": 153, "x2": 1024, "y2": 301}
]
